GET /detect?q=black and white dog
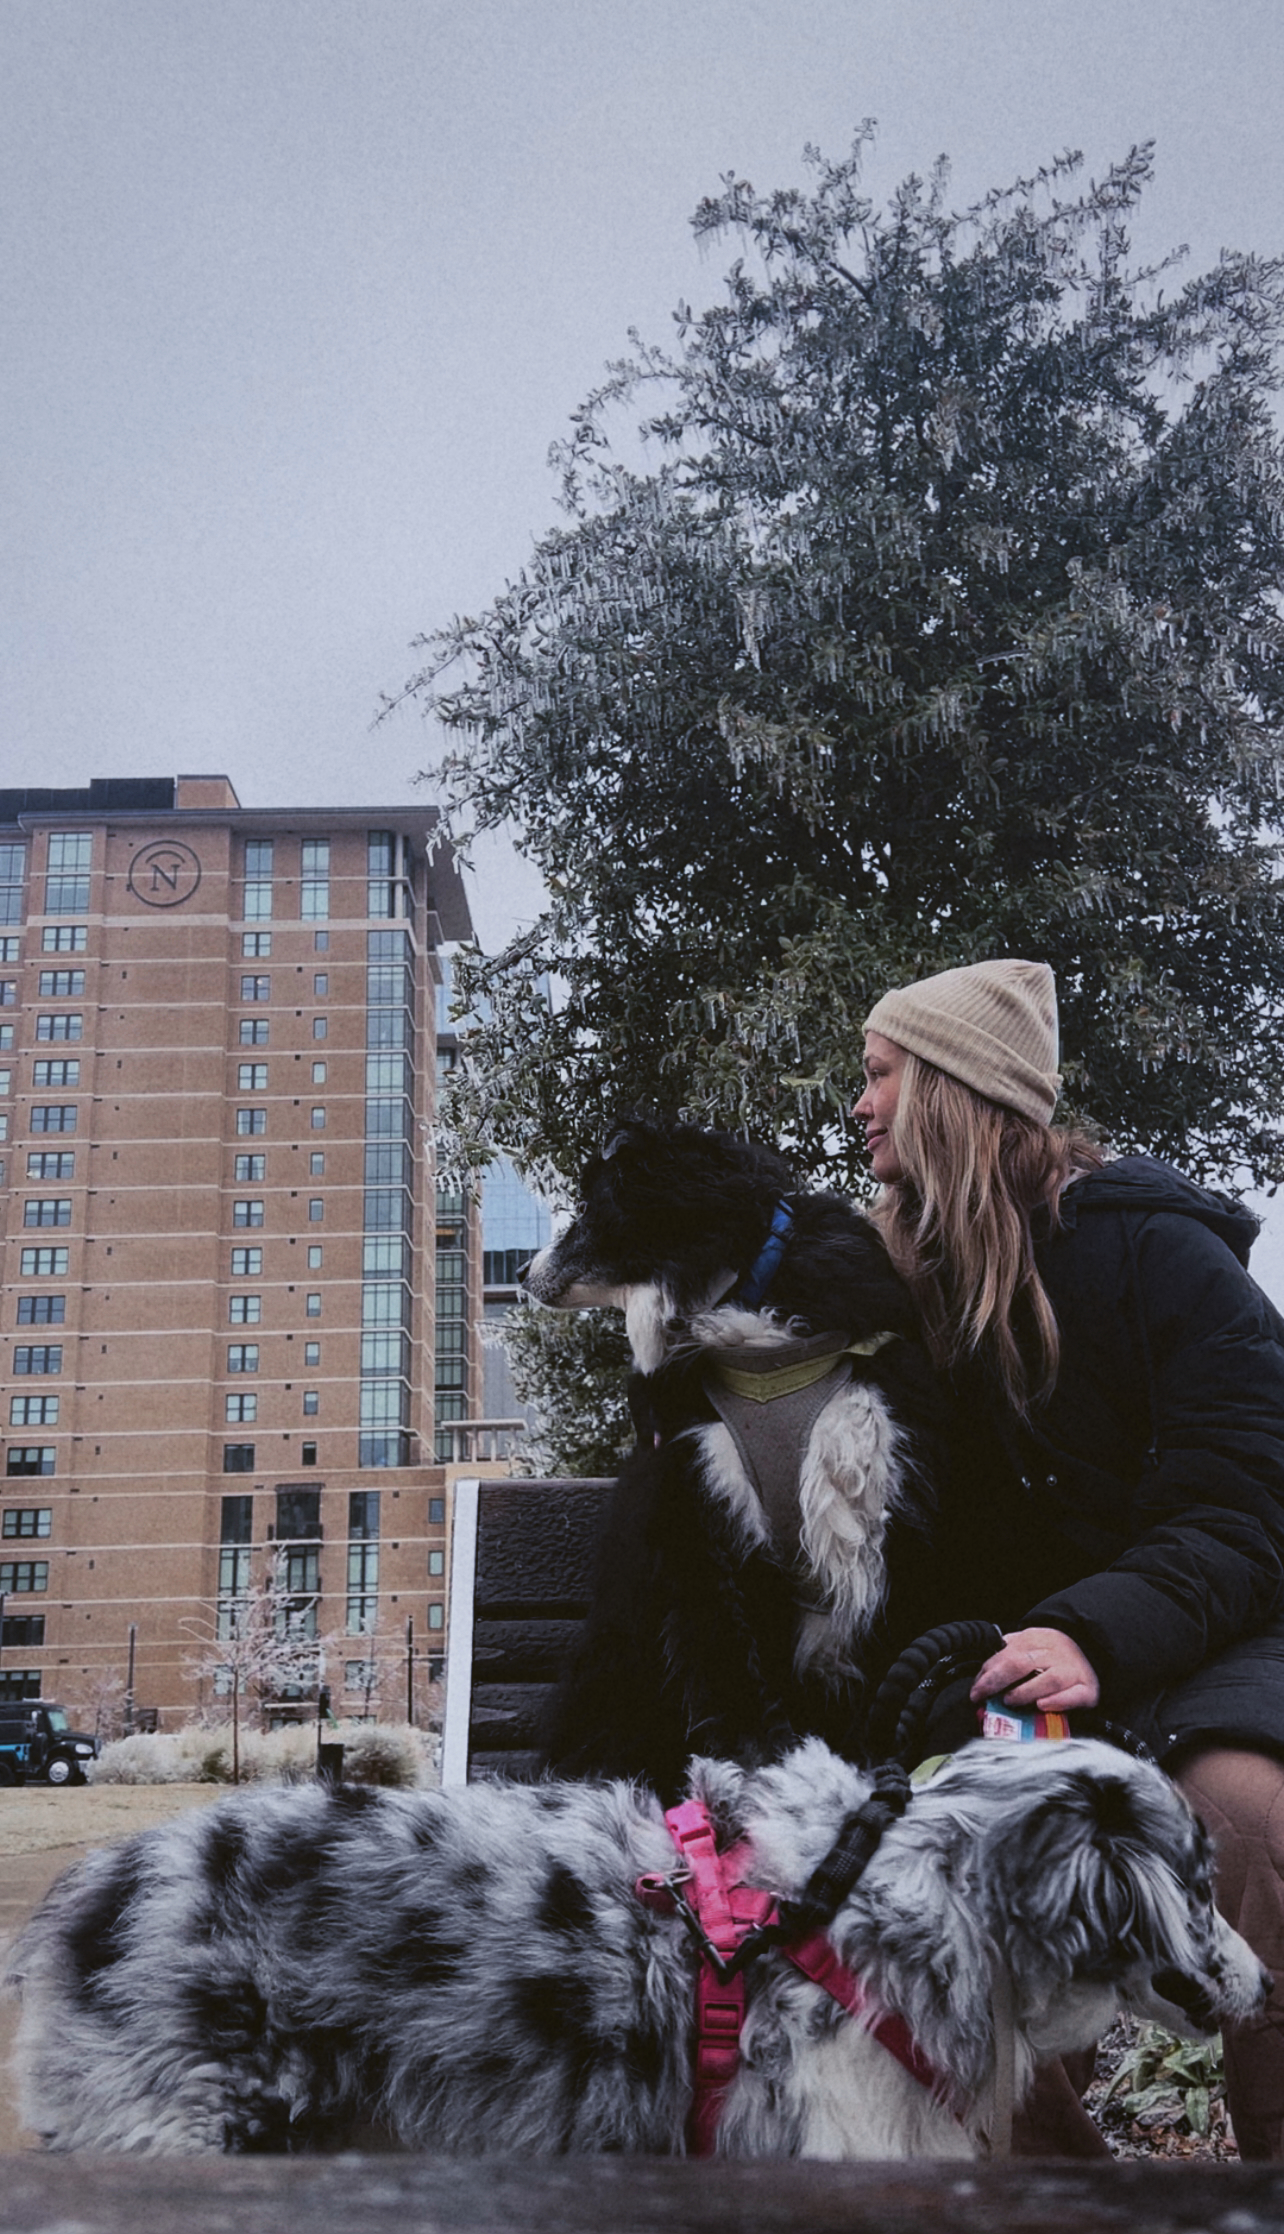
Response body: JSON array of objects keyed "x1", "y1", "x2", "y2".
[
  {"x1": 523, "y1": 1120, "x2": 956, "y2": 1793},
  {"x1": 8, "y1": 1739, "x2": 1267, "y2": 2158}
]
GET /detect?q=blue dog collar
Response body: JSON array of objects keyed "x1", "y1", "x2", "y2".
[{"x1": 733, "y1": 1200, "x2": 795, "y2": 1310}]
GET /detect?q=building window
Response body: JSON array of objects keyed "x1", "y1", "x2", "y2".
[
  {"x1": 19, "y1": 1247, "x2": 69, "y2": 1277},
  {"x1": 2, "y1": 1508, "x2": 52, "y2": 1538},
  {"x1": 276, "y1": 1487, "x2": 321, "y2": 1632},
  {"x1": 10, "y1": 1394, "x2": 58, "y2": 1426},
  {"x1": 0, "y1": 842, "x2": 25, "y2": 926},
  {"x1": 229, "y1": 1295, "x2": 261, "y2": 1325},
  {"x1": 225, "y1": 1393, "x2": 257, "y2": 1423},
  {"x1": 222, "y1": 1444, "x2": 255, "y2": 1473},
  {"x1": 307, "y1": 1245, "x2": 322, "y2": 1268},
  {"x1": 346, "y1": 1491, "x2": 379, "y2": 1634},
  {"x1": 30, "y1": 1106, "x2": 77, "y2": 1134},
  {"x1": 364, "y1": 1188, "x2": 408, "y2": 1232},
  {"x1": 6, "y1": 1448, "x2": 56, "y2": 1477},
  {"x1": 301, "y1": 1441, "x2": 318, "y2": 1465},
  {"x1": 232, "y1": 1199, "x2": 264, "y2": 1228},
  {"x1": 37, "y1": 971, "x2": 85, "y2": 998},
  {"x1": 308, "y1": 1199, "x2": 324, "y2": 1222},
  {"x1": 309, "y1": 1152, "x2": 324, "y2": 1176},
  {"x1": 26, "y1": 1152, "x2": 74, "y2": 1180},
  {"x1": 314, "y1": 928, "x2": 329, "y2": 952},
  {"x1": 428, "y1": 1549, "x2": 444, "y2": 1577},
  {"x1": 241, "y1": 975, "x2": 270, "y2": 1001},
  {"x1": 361, "y1": 1330, "x2": 406, "y2": 1375},
  {"x1": 306, "y1": 1292, "x2": 321, "y2": 1317},
  {"x1": 13, "y1": 1347, "x2": 61, "y2": 1376},
  {"x1": 276, "y1": 1484, "x2": 320, "y2": 1538},
  {"x1": 311, "y1": 1061, "x2": 326, "y2": 1084},
  {"x1": 227, "y1": 1344, "x2": 259, "y2": 1374},
  {"x1": 35, "y1": 1014, "x2": 83, "y2": 1042},
  {"x1": 24, "y1": 1199, "x2": 72, "y2": 1228},
  {"x1": 242, "y1": 931, "x2": 272, "y2": 957},
  {"x1": 32, "y1": 1061, "x2": 79, "y2": 1088},
  {"x1": 0, "y1": 981, "x2": 14, "y2": 1007},
  {"x1": 427, "y1": 1603, "x2": 444, "y2": 1632},
  {"x1": 16, "y1": 1296, "x2": 65, "y2": 1326},
  {"x1": 236, "y1": 1107, "x2": 267, "y2": 1135},
  {"x1": 313, "y1": 973, "x2": 328, "y2": 997},
  {"x1": 302, "y1": 1390, "x2": 319, "y2": 1416},
  {"x1": 367, "y1": 830, "x2": 395, "y2": 917},
  {"x1": 237, "y1": 1063, "x2": 268, "y2": 1091},
  {"x1": 239, "y1": 1019, "x2": 269, "y2": 1045},
  {"x1": 45, "y1": 831, "x2": 92, "y2": 914},
  {"x1": 304, "y1": 1341, "x2": 320, "y2": 1366},
  {"x1": 243, "y1": 839, "x2": 273, "y2": 921},
  {"x1": 300, "y1": 839, "x2": 330, "y2": 920},
  {"x1": 230, "y1": 1247, "x2": 262, "y2": 1276},
  {"x1": 1, "y1": 1623, "x2": 45, "y2": 1653},
  {"x1": 310, "y1": 1107, "x2": 326, "y2": 1130},
  {"x1": 233, "y1": 1154, "x2": 265, "y2": 1183},
  {"x1": 428, "y1": 1497, "x2": 445, "y2": 1524},
  {"x1": 0, "y1": 937, "x2": 16, "y2": 961},
  {"x1": 0, "y1": 1562, "x2": 49, "y2": 1594},
  {"x1": 312, "y1": 1016, "x2": 327, "y2": 1041},
  {"x1": 42, "y1": 925, "x2": 87, "y2": 953},
  {"x1": 218, "y1": 1493, "x2": 253, "y2": 1634}
]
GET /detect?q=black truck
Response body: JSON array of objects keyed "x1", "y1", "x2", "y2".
[{"x1": 0, "y1": 1701, "x2": 99, "y2": 1785}]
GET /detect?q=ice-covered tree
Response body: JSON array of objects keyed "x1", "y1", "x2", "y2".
[
  {"x1": 183, "y1": 1550, "x2": 321, "y2": 1784},
  {"x1": 404, "y1": 135, "x2": 1284, "y2": 1199}
]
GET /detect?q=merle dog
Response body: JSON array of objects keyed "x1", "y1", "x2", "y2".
[
  {"x1": 8, "y1": 1739, "x2": 1267, "y2": 2158},
  {"x1": 523, "y1": 1120, "x2": 956, "y2": 1795}
]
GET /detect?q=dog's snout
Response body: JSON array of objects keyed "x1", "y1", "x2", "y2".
[{"x1": 1261, "y1": 1965, "x2": 1275, "y2": 2002}]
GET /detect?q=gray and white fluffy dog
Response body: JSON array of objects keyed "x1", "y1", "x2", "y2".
[{"x1": 7, "y1": 1736, "x2": 1268, "y2": 2159}]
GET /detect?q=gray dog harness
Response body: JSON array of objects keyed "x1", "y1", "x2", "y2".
[{"x1": 703, "y1": 1330, "x2": 899, "y2": 1570}]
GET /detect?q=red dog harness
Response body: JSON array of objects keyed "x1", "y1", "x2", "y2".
[{"x1": 636, "y1": 1798, "x2": 948, "y2": 2155}]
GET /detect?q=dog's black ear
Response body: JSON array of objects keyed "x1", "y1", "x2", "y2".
[
  {"x1": 1086, "y1": 1773, "x2": 1146, "y2": 1846},
  {"x1": 602, "y1": 1118, "x2": 667, "y2": 1166}
]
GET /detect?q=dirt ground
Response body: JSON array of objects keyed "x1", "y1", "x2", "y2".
[{"x1": 1, "y1": 1779, "x2": 227, "y2": 2153}]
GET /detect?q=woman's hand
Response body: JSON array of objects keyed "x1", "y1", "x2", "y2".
[{"x1": 969, "y1": 1626, "x2": 1100, "y2": 1714}]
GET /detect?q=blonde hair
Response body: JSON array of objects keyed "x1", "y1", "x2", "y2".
[{"x1": 869, "y1": 1053, "x2": 1103, "y2": 1414}]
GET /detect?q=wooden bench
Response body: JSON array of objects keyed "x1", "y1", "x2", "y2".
[
  {"x1": 441, "y1": 1476, "x2": 612, "y2": 1784},
  {"x1": 4, "y1": 2147, "x2": 1283, "y2": 2231}
]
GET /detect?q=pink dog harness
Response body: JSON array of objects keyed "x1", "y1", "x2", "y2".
[{"x1": 636, "y1": 1797, "x2": 947, "y2": 2155}]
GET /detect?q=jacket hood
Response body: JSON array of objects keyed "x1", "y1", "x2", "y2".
[{"x1": 1060, "y1": 1154, "x2": 1260, "y2": 1269}]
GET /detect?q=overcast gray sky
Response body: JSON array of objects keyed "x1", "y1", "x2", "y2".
[{"x1": 4, "y1": 0, "x2": 1283, "y2": 1283}]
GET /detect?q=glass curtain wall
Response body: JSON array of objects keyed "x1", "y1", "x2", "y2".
[{"x1": 361, "y1": 883, "x2": 414, "y2": 1467}]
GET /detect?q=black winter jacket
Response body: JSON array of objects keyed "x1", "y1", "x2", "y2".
[{"x1": 950, "y1": 1156, "x2": 1284, "y2": 1765}]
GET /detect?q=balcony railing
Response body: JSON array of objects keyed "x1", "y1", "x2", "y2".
[{"x1": 435, "y1": 1418, "x2": 527, "y2": 1464}]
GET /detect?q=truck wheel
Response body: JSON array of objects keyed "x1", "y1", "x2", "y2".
[{"x1": 45, "y1": 1753, "x2": 77, "y2": 1786}]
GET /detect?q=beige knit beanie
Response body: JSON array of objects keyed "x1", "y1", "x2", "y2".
[{"x1": 864, "y1": 959, "x2": 1061, "y2": 1123}]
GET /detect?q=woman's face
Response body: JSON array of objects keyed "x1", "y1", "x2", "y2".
[{"x1": 854, "y1": 1031, "x2": 908, "y2": 1183}]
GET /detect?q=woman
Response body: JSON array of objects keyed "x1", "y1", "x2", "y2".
[{"x1": 854, "y1": 957, "x2": 1284, "y2": 2159}]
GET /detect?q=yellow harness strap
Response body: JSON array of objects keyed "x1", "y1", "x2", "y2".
[{"x1": 708, "y1": 1329, "x2": 899, "y2": 1405}]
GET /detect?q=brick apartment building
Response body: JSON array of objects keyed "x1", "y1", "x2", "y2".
[{"x1": 0, "y1": 775, "x2": 479, "y2": 1726}]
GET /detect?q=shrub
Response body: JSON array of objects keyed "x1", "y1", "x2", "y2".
[{"x1": 90, "y1": 1720, "x2": 436, "y2": 1788}]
